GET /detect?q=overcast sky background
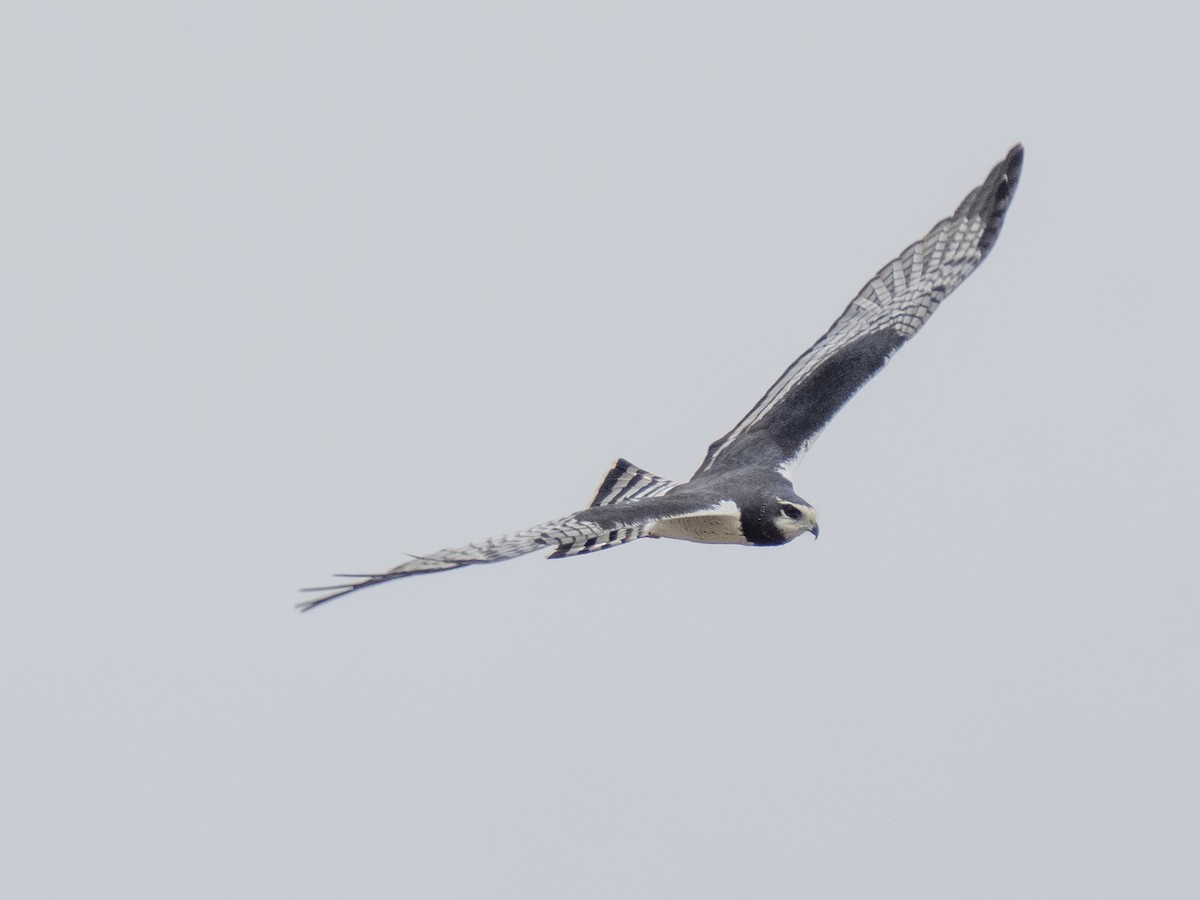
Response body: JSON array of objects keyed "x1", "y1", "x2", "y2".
[{"x1": 3, "y1": 2, "x2": 1197, "y2": 897}]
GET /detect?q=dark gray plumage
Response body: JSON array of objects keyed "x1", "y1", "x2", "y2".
[{"x1": 301, "y1": 145, "x2": 1023, "y2": 611}]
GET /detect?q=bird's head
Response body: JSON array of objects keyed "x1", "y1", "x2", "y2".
[{"x1": 773, "y1": 497, "x2": 819, "y2": 542}]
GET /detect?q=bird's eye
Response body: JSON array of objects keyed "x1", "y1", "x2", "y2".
[{"x1": 782, "y1": 505, "x2": 802, "y2": 519}]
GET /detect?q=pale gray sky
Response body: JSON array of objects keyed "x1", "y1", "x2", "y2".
[{"x1": 3, "y1": 2, "x2": 1197, "y2": 897}]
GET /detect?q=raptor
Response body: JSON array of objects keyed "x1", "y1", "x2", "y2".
[{"x1": 301, "y1": 145, "x2": 1022, "y2": 611}]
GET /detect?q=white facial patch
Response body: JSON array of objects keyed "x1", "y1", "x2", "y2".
[{"x1": 774, "y1": 500, "x2": 818, "y2": 540}]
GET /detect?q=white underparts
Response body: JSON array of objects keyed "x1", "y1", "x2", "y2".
[{"x1": 647, "y1": 500, "x2": 748, "y2": 545}]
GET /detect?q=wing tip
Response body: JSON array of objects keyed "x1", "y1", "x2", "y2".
[{"x1": 967, "y1": 143, "x2": 1024, "y2": 258}]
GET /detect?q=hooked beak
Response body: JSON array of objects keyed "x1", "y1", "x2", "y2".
[{"x1": 810, "y1": 523, "x2": 820, "y2": 540}]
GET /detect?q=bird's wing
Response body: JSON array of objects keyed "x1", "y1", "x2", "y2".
[
  {"x1": 695, "y1": 144, "x2": 1022, "y2": 479},
  {"x1": 298, "y1": 492, "x2": 724, "y2": 611}
]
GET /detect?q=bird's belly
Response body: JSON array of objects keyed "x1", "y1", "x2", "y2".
[{"x1": 648, "y1": 513, "x2": 748, "y2": 545}]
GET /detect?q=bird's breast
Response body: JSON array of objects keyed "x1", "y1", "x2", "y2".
[{"x1": 646, "y1": 502, "x2": 749, "y2": 545}]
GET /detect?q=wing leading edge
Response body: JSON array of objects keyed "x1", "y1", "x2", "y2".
[{"x1": 696, "y1": 144, "x2": 1023, "y2": 478}]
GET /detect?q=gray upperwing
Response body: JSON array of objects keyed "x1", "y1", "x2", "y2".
[{"x1": 696, "y1": 144, "x2": 1023, "y2": 478}]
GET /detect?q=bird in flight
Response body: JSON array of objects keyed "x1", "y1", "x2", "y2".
[{"x1": 301, "y1": 145, "x2": 1023, "y2": 611}]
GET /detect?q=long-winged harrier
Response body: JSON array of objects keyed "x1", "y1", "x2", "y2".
[{"x1": 301, "y1": 145, "x2": 1022, "y2": 611}]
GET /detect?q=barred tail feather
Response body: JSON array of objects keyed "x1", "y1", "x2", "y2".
[{"x1": 588, "y1": 458, "x2": 679, "y2": 507}]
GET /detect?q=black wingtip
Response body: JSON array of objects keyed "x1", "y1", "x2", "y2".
[
  {"x1": 1000, "y1": 143, "x2": 1024, "y2": 197},
  {"x1": 972, "y1": 143, "x2": 1024, "y2": 259}
]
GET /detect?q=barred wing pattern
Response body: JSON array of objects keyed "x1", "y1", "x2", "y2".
[
  {"x1": 697, "y1": 144, "x2": 1023, "y2": 477},
  {"x1": 299, "y1": 512, "x2": 656, "y2": 611}
]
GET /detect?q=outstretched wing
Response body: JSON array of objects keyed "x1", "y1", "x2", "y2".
[
  {"x1": 696, "y1": 144, "x2": 1023, "y2": 478},
  {"x1": 298, "y1": 492, "x2": 716, "y2": 611}
]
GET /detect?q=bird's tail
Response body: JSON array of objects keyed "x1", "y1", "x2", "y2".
[{"x1": 587, "y1": 458, "x2": 679, "y2": 508}]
